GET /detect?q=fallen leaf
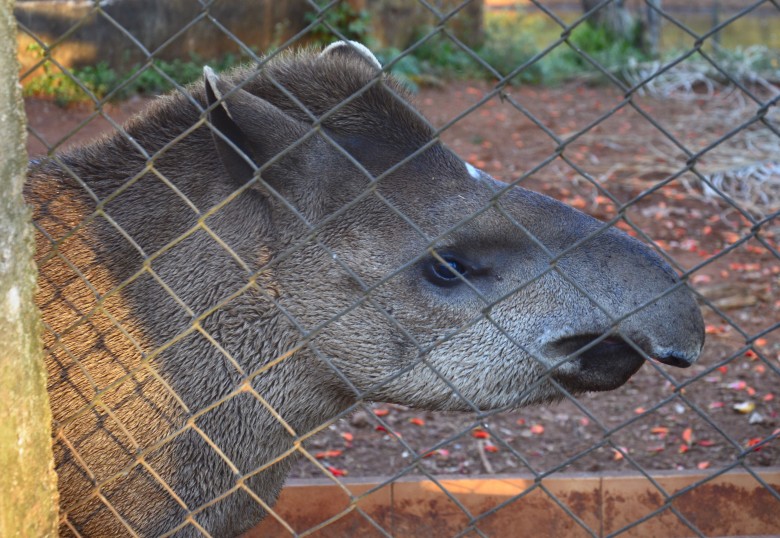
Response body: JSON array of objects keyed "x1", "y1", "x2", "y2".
[
  {"x1": 315, "y1": 449, "x2": 343, "y2": 460},
  {"x1": 733, "y1": 401, "x2": 756, "y2": 414},
  {"x1": 697, "y1": 461, "x2": 711, "y2": 470},
  {"x1": 651, "y1": 426, "x2": 669, "y2": 438},
  {"x1": 484, "y1": 443, "x2": 499, "y2": 453},
  {"x1": 697, "y1": 439, "x2": 716, "y2": 447},
  {"x1": 530, "y1": 424, "x2": 545, "y2": 435},
  {"x1": 728, "y1": 380, "x2": 747, "y2": 391},
  {"x1": 341, "y1": 432, "x2": 354, "y2": 443},
  {"x1": 327, "y1": 465, "x2": 348, "y2": 477},
  {"x1": 409, "y1": 417, "x2": 425, "y2": 426},
  {"x1": 374, "y1": 409, "x2": 390, "y2": 417},
  {"x1": 682, "y1": 428, "x2": 693, "y2": 446},
  {"x1": 729, "y1": 262, "x2": 761, "y2": 272},
  {"x1": 568, "y1": 196, "x2": 587, "y2": 209},
  {"x1": 472, "y1": 429, "x2": 490, "y2": 439}
]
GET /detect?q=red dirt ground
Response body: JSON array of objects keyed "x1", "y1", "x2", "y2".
[{"x1": 25, "y1": 79, "x2": 779, "y2": 482}]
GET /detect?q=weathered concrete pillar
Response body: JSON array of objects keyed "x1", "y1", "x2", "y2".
[{"x1": 0, "y1": 1, "x2": 59, "y2": 536}]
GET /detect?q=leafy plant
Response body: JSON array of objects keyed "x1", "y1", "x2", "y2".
[
  {"x1": 477, "y1": 15, "x2": 542, "y2": 84},
  {"x1": 375, "y1": 47, "x2": 424, "y2": 91},
  {"x1": 374, "y1": 10, "x2": 546, "y2": 87},
  {"x1": 543, "y1": 20, "x2": 648, "y2": 84},
  {"x1": 304, "y1": 3, "x2": 373, "y2": 47},
  {"x1": 22, "y1": 45, "x2": 247, "y2": 105},
  {"x1": 23, "y1": 43, "x2": 97, "y2": 105}
]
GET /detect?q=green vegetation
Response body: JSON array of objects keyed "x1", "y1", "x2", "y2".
[
  {"x1": 22, "y1": 43, "x2": 245, "y2": 106},
  {"x1": 21, "y1": 7, "x2": 780, "y2": 105},
  {"x1": 299, "y1": 7, "x2": 647, "y2": 87},
  {"x1": 475, "y1": 14, "x2": 543, "y2": 83},
  {"x1": 541, "y1": 20, "x2": 649, "y2": 84},
  {"x1": 304, "y1": 3, "x2": 374, "y2": 47}
]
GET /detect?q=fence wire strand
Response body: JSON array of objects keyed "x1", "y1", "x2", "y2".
[{"x1": 14, "y1": 0, "x2": 780, "y2": 536}]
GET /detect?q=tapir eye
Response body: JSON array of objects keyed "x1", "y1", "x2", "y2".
[{"x1": 427, "y1": 255, "x2": 469, "y2": 287}]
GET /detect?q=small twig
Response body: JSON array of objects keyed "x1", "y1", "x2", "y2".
[{"x1": 477, "y1": 439, "x2": 495, "y2": 474}]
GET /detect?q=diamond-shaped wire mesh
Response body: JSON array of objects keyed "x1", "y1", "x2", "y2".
[{"x1": 14, "y1": 0, "x2": 780, "y2": 536}]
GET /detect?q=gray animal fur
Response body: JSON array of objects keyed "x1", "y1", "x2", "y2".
[{"x1": 26, "y1": 42, "x2": 704, "y2": 537}]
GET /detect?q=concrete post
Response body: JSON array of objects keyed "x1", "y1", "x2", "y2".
[{"x1": 0, "y1": 1, "x2": 59, "y2": 536}]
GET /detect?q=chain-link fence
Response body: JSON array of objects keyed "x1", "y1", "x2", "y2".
[{"x1": 14, "y1": 0, "x2": 780, "y2": 536}]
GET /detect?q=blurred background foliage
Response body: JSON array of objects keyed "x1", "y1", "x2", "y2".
[{"x1": 16, "y1": 0, "x2": 780, "y2": 104}]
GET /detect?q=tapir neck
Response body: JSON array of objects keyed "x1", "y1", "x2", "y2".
[{"x1": 27, "y1": 94, "x2": 357, "y2": 536}]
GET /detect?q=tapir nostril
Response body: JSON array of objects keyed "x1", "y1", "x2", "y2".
[{"x1": 652, "y1": 354, "x2": 693, "y2": 369}]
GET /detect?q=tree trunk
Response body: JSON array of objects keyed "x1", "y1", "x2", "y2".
[
  {"x1": 0, "y1": 1, "x2": 59, "y2": 536},
  {"x1": 645, "y1": 0, "x2": 662, "y2": 57},
  {"x1": 581, "y1": 0, "x2": 635, "y2": 41}
]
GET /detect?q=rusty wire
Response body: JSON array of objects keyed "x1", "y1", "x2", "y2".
[{"x1": 16, "y1": 0, "x2": 780, "y2": 536}]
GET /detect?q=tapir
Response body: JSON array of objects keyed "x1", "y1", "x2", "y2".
[{"x1": 26, "y1": 41, "x2": 704, "y2": 536}]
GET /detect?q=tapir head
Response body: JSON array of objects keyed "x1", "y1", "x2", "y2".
[{"x1": 199, "y1": 41, "x2": 705, "y2": 412}]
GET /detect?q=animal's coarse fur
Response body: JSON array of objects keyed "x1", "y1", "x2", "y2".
[{"x1": 27, "y1": 42, "x2": 704, "y2": 537}]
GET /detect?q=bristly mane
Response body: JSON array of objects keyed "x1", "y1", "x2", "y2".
[
  {"x1": 102, "y1": 47, "x2": 436, "y2": 166},
  {"x1": 227, "y1": 48, "x2": 435, "y2": 149}
]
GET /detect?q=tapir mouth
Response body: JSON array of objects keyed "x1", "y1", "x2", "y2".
[{"x1": 546, "y1": 334, "x2": 651, "y2": 393}]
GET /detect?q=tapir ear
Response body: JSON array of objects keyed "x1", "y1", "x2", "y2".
[
  {"x1": 320, "y1": 40, "x2": 382, "y2": 71},
  {"x1": 203, "y1": 66, "x2": 308, "y2": 186}
]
